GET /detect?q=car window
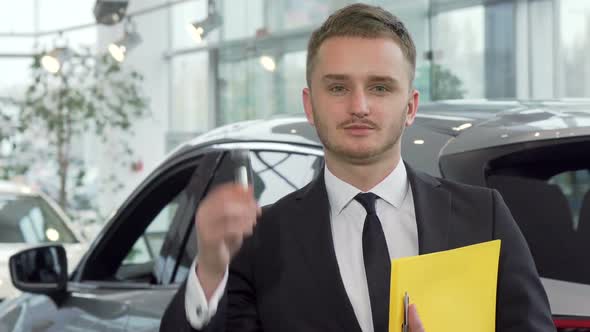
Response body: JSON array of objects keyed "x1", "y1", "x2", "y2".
[
  {"x1": 488, "y1": 170, "x2": 590, "y2": 285},
  {"x1": 251, "y1": 150, "x2": 323, "y2": 206},
  {"x1": 174, "y1": 149, "x2": 323, "y2": 283},
  {"x1": 0, "y1": 194, "x2": 77, "y2": 244},
  {"x1": 76, "y1": 153, "x2": 219, "y2": 284},
  {"x1": 549, "y1": 169, "x2": 590, "y2": 229},
  {"x1": 121, "y1": 193, "x2": 181, "y2": 265},
  {"x1": 110, "y1": 168, "x2": 194, "y2": 283}
]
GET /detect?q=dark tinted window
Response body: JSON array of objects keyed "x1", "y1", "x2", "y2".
[
  {"x1": 488, "y1": 170, "x2": 590, "y2": 285},
  {"x1": 0, "y1": 194, "x2": 77, "y2": 244},
  {"x1": 549, "y1": 169, "x2": 590, "y2": 230}
]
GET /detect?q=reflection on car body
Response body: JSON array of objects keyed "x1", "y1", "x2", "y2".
[{"x1": 1, "y1": 100, "x2": 590, "y2": 331}]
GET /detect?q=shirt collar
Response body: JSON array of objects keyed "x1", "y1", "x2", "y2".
[{"x1": 324, "y1": 161, "x2": 409, "y2": 216}]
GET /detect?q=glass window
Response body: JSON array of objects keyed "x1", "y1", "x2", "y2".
[
  {"x1": 171, "y1": 52, "x2": 211, "y2": 133},
  {"x1": 110, "y1": 162, "x2": 199, "y2": 283},
  {"x1": 431, "y1": 6, "x2": 484, "y2": 99},
  {"x1": 560, "y1": 0, "x2": 590, "y2": 97},
  {"x1": 219, "y1": 55, "x2": 278, "y2": 123},
  {"x1": 122, "y1": 193, "x2": 181, "y2": 265},
  {"x1": 0, "y1": 194, "x2": 77, "y2": 243},
  {"x1": 250, "y1": 150, "x2": 322, "y2": 206},
  {"x1": 216, "y1": 0, "x2": 432, "y2": 122},
  {"x1": 267, "y1": 0, "x2": 333, "y2": 32},
  {"x1": 549, "y1": 169, "x2": 590, "y2": 230},
  {"x1": 488, "y1": 170, "x2": 590, "y2": 285},
  {"x1": 280, "y1": 51, "x2": 307, "y2": 114},
  {"x1": 220, "y1": 0, "x2": 264, "y2": 41}
]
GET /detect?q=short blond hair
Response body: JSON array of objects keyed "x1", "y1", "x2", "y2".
[{"x1": 306, "y1": 3, "x2": 417, "y2": 88}]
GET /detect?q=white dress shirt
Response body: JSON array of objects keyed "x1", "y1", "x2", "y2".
[
  {"x1": 324, "y1": 161, "x2": 418, "y2": 332},
  {"x1": 185, "y1": 161, "x2": 419, "y2": 331}
]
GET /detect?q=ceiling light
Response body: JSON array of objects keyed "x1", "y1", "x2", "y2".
[
  {"x1": 41, "y1": 47, "x2": 70, "y2": 73},
  {"x1": 260, "y1": 55, "x2": 276, "y2": 72},
  {"x1": 108, "y1": 19, "x2": 141, "y2": 62},
  {"x1": 188, "y1": 12, "x2": 222, "y2": 43}
]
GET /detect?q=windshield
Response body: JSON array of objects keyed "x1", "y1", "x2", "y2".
[{"x1": 0, "y1": 194, "x2": 77, "y2": 244}]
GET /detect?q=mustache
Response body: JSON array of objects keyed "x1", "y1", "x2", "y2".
[{"x1": 338, "y1": 118, "x2": 379, "y2": 129}]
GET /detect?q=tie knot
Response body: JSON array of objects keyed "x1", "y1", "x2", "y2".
[{"x1": 354, "y1": 192, "x2": 378, "y2": 215}]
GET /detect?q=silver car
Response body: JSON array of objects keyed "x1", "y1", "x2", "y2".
[
  {"x1": 1, "y1": 100, "x2": 589, "y2": 331},
  {"x1": 0, "y1": 181, "x2": 87, "y2": 300}
]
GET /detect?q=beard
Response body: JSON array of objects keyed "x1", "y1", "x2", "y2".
[{"x1": 312, "y1": 104, "x2": 407, "y2": 165}]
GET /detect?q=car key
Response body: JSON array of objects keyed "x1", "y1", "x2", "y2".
[{"x1": 230, "y1": 149, "x2": 251, "y2": 189}]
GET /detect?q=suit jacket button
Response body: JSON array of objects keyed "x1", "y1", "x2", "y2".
[{"x1": 196, "y1": 306, "x2": 203, "y2": 316}]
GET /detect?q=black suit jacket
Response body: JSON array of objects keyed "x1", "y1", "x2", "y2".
[{"x1": 160, "y1": 166, "x2": 556, "y2": 332}]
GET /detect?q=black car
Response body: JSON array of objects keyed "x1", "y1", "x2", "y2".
[{"x1": 1, "y1": 100, "x2": 589, "y2": 331}]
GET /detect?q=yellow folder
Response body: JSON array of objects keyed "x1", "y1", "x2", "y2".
[{"x1": 389, "y1": 240, "x2": 501, "y2": 332}]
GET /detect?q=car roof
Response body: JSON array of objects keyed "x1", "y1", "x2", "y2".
[
  {"x1": 167, "y1": 99, "x2": 590, "y2": 159},
  {"x1": 420, "y1": 99, "x2": 590, "y2": 154}
]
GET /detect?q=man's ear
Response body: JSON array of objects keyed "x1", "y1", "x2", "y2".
[
  {"x1": 302, "y1": 87, "x2": 315, "y2": 126},
  {"x1": 405, "y1": 89, "x2": 419, "y2": 127}
]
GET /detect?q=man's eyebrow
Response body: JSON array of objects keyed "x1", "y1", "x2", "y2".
[
  {"x1": 321, "y1": 74, "x2": 400, "y2": 86},
  {"x1": 321, "y1": 74, "x2": 350, "y2": 82},
  {"x1": 367, "y1": 75, "x2": 399, "y2": 85}
]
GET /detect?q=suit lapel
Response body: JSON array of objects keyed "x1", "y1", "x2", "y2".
[
  {"x1": 405, "y1": 163, "x2": 452, "y2": 254},
  {"x1": 292, "y1": 171, "x2": 362, "y2": 332}
]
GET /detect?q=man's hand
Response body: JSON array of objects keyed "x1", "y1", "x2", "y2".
[
  {"x1": 409, "y1": 304, "x2": 425, "y2": 332},
  {"x1": 194, "y1": 183, "x2": 261, "y2": 300}
]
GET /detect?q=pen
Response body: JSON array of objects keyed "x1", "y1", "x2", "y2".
[{"x1": 402, "y1": 292, "x2": 409, "y2": 332}]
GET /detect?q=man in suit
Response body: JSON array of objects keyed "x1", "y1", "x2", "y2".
[{"x1": 161, "y1": 3, "x2": 556, "y2": 332}]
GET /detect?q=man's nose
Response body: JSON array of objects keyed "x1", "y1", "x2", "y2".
[{"x1": 350, "y1": 89, "x2": 369, "y2": 116}]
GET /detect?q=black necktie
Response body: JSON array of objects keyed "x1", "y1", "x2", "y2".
[{"x1": 355, "y1": 193, "x2": 390, "y2": 332}]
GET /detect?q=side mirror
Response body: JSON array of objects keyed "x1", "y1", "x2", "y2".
[{"x1": 9, "y1": 244, "x2": 68, "y2": 295}]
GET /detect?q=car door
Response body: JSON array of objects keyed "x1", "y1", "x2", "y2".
[
  {"x1": 0, "y1": 149, "x2": 225, "y2": 332},
  {"x1": 0, "y1": 143, "x2": 324, "y2": 332}
]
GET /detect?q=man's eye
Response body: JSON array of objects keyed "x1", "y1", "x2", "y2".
[
  {"x1": 329, "y1": 85, "x2": 347, "y2": 94},
  {"x1": 371, "y1": 85, "x2": 390, "y2": 93}
]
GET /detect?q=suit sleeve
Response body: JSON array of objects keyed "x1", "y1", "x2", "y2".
[
  {"x1": 492, "y1": 189, "x2": 556, "y2": 332},
  {"x1": 160, "y1": 232, "x2": 261, "y2": 332}
]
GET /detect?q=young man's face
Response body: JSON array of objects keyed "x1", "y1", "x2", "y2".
[{"x1": 303, "y1": 36, "x2": 419, "y2": 165}]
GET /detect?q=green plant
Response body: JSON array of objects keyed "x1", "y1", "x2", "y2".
[
  {"x1": 17, "y1": 48, "x2": 149, "y2": 209},
  {"x1": 431, "y1": 63, "x2": 466, "y2": 100},
  {"x1": 0, "y1": 98, "x2": 24, "y2": 180}
]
